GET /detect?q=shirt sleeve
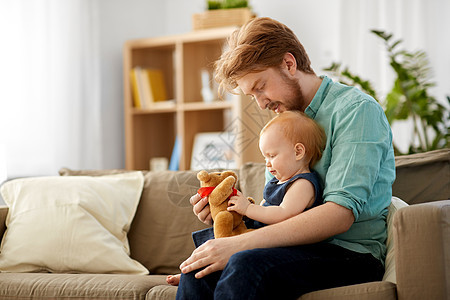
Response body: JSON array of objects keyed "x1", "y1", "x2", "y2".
[{"x1": 323, "y1": 98, "x2": 392, "y2": 221}]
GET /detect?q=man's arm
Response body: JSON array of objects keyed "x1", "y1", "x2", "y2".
[
  {"x1": 240, "y1": 201, "x2": 354, "y2": 247},
  {"x1": 180, "y1": 201, "x2": 354, "y2": 278}
]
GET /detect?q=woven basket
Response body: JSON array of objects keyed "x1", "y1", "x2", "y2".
[{"x1": 192, "y1": 8, "x2": 254, "y2": 30}]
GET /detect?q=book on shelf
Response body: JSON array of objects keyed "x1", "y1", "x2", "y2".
[
  {"x1": 169, "y1": 135, "x2": 181, "y2": 171},
  {"x1": 130, "y1": 67, "x2": 168, "y2": 109},
  {"x1": 140, "y1": 69, "x2": 153, "y2": 108},
  {"x1": 146, "y1": 69, "x2": 168, "y2": 102},
  {"x1": 129, "y1": 67, "x2": 143, "y2": 108}
]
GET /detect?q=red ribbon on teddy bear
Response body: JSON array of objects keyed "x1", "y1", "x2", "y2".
[{"x1": 197, "y1": 187, "x2": 238, "y2": 198}]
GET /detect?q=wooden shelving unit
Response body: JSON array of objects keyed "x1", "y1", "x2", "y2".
[{"x1": 123, "y1": 27, "x2": 273, "y2": 171}]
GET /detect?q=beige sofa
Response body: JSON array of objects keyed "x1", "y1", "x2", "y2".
[{"x1": 0, "y1": 149, "x2": 448, "y2": 299}]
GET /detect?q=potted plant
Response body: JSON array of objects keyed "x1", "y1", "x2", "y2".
[
  {"x1": 324, "y1": 30, "x2": 449, "y2": 155},
  {"x1": 207, "y1": 0, "x2": 249, "y2": 10},
  {"x1": 192, "y1": 0, "x2": 254, "y2": 30}
]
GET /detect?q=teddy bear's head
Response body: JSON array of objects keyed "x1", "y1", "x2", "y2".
[
  {"x1": 196, "y1": 170, "x2": 251, "y2": 238},
  {"x1": 197, "y1": 170, "x2": 237, "y2": 188}
]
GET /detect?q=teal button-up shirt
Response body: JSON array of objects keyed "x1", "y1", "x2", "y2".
[{"x1": 266, "y1": 76, "x2": 396, "y2": 264}]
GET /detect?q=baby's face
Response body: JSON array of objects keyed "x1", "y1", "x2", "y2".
[{"x1": 259, "y1": 125, "x2": 300, "y2": 182}]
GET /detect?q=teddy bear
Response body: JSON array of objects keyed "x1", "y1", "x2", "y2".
[{"x1": 197, "y1": 170, "x2": 254, "y2": 238}]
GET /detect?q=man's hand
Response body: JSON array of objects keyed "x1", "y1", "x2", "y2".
[
  {"x1": 179, "y1": 236, "x2": 244, "y2": 278},
  {"x1": 190, "y1": 193, "x2": 213, "y2": 225}
]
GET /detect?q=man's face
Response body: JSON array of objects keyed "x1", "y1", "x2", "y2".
[{"x1": 236, "y1": 67, "x2": 306, "y2": 113}]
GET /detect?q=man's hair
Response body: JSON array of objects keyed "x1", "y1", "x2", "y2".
[
  {"x1": 261, "y1": 111, "x2": 326, "y2": 167},
  {"x1": 214, "y1": 17, "x2": 315, "y2": 96}
]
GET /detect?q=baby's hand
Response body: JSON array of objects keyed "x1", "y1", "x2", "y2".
[{"x1": 228, "y1": 191, "x2": 251, "y2": 215}]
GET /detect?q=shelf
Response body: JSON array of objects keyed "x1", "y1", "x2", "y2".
[
  {"x1": 181, "y1": 101, "x2": 233, "y2": 111},
  {"x1": 131, "y1": 101, "x2": 177, "y2": 114},
  {"x1": 125, "y1": 26, "x2": 238, "y2": 48},
  {"x1": 124, "y1": 28, "x2": 271, "y2": 171}
]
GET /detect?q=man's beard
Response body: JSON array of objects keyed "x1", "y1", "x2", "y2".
[{"x1": 279, "y1": 68, "x2": 306, "y2": 112}]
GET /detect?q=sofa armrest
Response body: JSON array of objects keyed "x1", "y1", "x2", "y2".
[
  {"x1": 0, "y1": 205, "x2": 8, "y2": 240},
  {"x1": 393, "y1": 200, "x2": 449, "y2": 300}
]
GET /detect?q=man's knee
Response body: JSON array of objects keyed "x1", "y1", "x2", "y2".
[{"x1": 178, "y1": 272, "x2": 196, "y2": 289}]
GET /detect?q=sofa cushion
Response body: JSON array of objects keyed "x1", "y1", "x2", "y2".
[
  {"x1": 393, "y1": 148, "x2": 449, "y2": 204},
  {"x1": 60, "y1": 168, "x2": 213, "y2": 275},
  {"x1": 299, "y1": 281, "x2": 397, "y2": 300},
  {"x1": 0, "y1": 173, "x2": 148, "y2": 274},
  {"x1": 128, "y1": 170, "x2": 211, "y2": 274},
  {"x1": 0, "y1": 273, "x2": 168, "y2": 299},
  {"x1": 146, "y1": 284, "x2": 178, "y2": 300}
]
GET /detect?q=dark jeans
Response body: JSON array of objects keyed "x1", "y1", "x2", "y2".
[{"x1": 176, "y1": 242, "x2": 384, "y2": 300}]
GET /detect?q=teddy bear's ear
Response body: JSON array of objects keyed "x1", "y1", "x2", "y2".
[{"x1": 197, "y1": 170, "x2": 210, "y2": 182}]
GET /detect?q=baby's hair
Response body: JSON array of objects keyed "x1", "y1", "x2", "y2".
[{"x1": 260, "y1": 111, "x2": 326, "y2": 167}]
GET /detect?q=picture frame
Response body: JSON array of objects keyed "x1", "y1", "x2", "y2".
[{"x1": 190, "y1": 132, "x2": 237, "y2": 170}]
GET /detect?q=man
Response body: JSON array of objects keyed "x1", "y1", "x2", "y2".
[{"x1": 176, "y1": 17, "x2": 395, "y2": 299}]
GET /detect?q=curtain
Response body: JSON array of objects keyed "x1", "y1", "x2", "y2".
[{"x1": 0, "y1": 0, "x2": 102, "y2": 179}]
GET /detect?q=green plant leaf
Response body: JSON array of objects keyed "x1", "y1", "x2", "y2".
[{"x1": 322, "y1": 62, "x2": 378, "y2": 100}]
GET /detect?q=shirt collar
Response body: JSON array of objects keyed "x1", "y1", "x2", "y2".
[{"x1": 305, "y1": 75, "x2": 332, "y2": 119}]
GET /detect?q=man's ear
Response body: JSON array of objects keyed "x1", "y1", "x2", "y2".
[
  {"x1": 283, "y1": 52, "x2": 297, "y2": 75},
  {"x1": 294, "y1": 143, "x2": 305, "y2": 160}
]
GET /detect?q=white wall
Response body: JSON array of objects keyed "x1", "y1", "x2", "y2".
[
  {"x1": 96, "y1": 0, "x2": 166, "y2": 169},
  {"x1": 96, "y1": 0, "x2": 449, "y2": 169}
]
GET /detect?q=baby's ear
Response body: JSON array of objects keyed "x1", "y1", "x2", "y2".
[{"x1": 294, "y1": 143, "x2": 306, "y2": 160}]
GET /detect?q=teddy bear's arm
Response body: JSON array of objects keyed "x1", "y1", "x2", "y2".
[{"x1": 209, "y1": 175, "x2": 236, "y2": 206}]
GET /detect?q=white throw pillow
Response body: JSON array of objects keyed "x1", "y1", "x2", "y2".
[
  {"x1": 0, "y1": 172, "x2": 148, "y2": 274},
  {"x1": 382, "y1": 196, "x2": 408, "y2": 283}
]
